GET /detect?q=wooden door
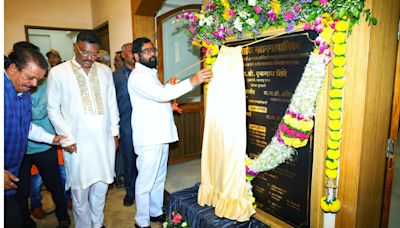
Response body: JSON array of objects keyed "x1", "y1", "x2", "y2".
[
  {"x1": 94, "y1": 22, "x2": 110, "y2": 54},
  {"x1": 381, "y1": 40, "x2": 400, "y2": 228}
]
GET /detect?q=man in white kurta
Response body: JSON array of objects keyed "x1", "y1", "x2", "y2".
[
  {"x1": 128, "y1": 37, "x2": 212, "y2": 228},
  {"x1": 47, "y1": 30, "x2": 119, "y2": 228}
]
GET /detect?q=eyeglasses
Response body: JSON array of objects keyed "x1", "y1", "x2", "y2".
[
  {"x1": 141, "y1": 48, "x2": 157, "y2": 54},
  {"x1": 75, "y1": 44, "x2": 100, "y2": 58}
]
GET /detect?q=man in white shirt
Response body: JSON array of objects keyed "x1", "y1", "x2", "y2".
[
  {"x1": 128, "y1": 37, "x2": 212, "y2": 228},
  {"x1": 47, "y1": 30, "x2": 120, "y2": 228}
]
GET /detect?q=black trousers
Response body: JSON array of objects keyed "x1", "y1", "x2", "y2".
[
  {"x1": 120, "y1": 129, "x2": 138, "y2": 197},
  {"x1": 5, "y1": 195, "x2": 24, "y2": 228},
  {"x1": 16, "y1": 147, "x2": 69, "y2": 225}
]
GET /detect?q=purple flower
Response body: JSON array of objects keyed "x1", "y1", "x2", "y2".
[
  {"x1": 254, "y1": 5, "x2": 262, "y2": 14},
  {"x1": 252, "y1": 29, "x2": 260, "y2": 36},
  {"x1": 237, "y1": 33, "x2": 243, "y2": 39},
  {"x1": 227, "y1": 29, "x2": 234, "y2": 35},
  {"x1": 205, "y1": 4, "x2": 217, "y2": 10},
  {"x1": 217, "y1": 30, "x2": 226, "y2": 39},
  {"x1": 286, "y1": 21, "x2": 295, "y2": 33},
  {"x1": 260, "y1": 14, "x2": 266, "y2": 23}
]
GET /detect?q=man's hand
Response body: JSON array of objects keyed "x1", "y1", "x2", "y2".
[
  {"x1": 167, "y1": 77, "x2": 177, "y2": 85},
  {"x1": 52, "y1": 135, "x2": 67, "y2": 145},
  {"x1": 171, "y1": 102, "x2": 183, "y2": 114},
  {"x1": 190, "y1": 68, "x2": 213, "y2": 86},
  {"x1": 114, "y1": 136, "x2": 119, "y2": 151},
  {"x1": 4, "y1": 170, "x2": 19, "y2": 190},
  {"x1": 63, "y1": 143, "x2": 77, "y2": 153}
]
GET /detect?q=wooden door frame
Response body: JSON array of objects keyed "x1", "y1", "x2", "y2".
[
  {"x1": 381, "y1": 40, "x2": 400, "y2": 227},
  {"x1": 156, "y1": 4, "x2": 202, "y2": 85}
]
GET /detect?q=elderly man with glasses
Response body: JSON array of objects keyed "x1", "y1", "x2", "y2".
[{"x1": 47, "y1": 30, "x2": 120, "y2": 228}]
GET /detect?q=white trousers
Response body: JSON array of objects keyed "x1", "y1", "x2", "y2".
[
  {"x1": 71, "y1": 181, "x2": 108, "y2": 228},
  {"x1": 134, "y1": 143, "x2": 169, "y2": 227}
]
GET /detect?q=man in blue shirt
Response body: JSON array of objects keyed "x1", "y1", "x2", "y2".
[
  {"x1": 113, "y1": 42, "x2": 138, "y2": 206},
  {"x1": 4, "y1": 42, "x2": 65, "y2": 228},
  {"x1": 16, "y1": 77, "x2": 70, "y2": 228}
]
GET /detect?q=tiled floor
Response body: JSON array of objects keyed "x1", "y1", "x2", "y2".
[
  {"x1": 34, "y1": 159, "x2": 201, "y2": 228},
  {"x1": 34, "y1": 143, "x2": 400, "y2": 227}
]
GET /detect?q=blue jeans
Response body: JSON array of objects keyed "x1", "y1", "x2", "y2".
[
  {"x1": 29, "y1": 164, "x2": 71, "y2": 209},
  {"x1": 29, "y1": 174, "x2": 43, "y2": 209}
]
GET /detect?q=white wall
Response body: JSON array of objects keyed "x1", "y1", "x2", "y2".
[
  {"x1": 91, "y1": 0, "x2": 133, "y2": 71},
  {"x1": 4, "y1": 0, "x2": 92, "y2": 53},
  {"x1": 157, "y1": 0, "x2": 202, "y2": 16},
  {"x1": 28, "y1": 29, "x2": 77, "y2": 61}
]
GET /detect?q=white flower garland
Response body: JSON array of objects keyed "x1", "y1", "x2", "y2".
[{"x1": 248, "y1": 52, "x2": 327, "y2": 174}]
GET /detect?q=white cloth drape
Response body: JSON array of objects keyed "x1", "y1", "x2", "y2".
[{"x1": 198, "y1": 45, "x2": 255, "y2": 221}]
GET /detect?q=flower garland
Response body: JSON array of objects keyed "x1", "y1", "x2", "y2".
[
  {"x1": 176, "y1": 0, "x2": 375, "y2": 215},
  {"x1": 320, "y1": 20, "x2": 348, "y2": 213}
]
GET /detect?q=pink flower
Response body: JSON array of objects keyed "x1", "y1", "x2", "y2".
[
  {"x1": 304, "y1": 23, "x2": 312, "y2": 30},
  {"x1": 283, "y1": 12, "x2": 293, "y2": 21},
  {"x1": 267, "y1": 10, "x2": 277, "y2": 22},
  {"x1": 172, "y1": 213, "x2": 182, "y2": 225},
  {"x1": 183, "y1": 12, "x2": 193, "y2": 19},
  {"x1": 319, "y1": 0, "x2": 328, "y2": 6},
  {"x1": 193, "y1": 16, "x2": 198, "y2": 24},
  {"x1": 295, "y1": 131, "x2": 310, "y2": 139},
  {"x1": 314, "y1": 24, "x2": 323, "y2": 33},
  {"x1": 315, "y1": 16, "x2": 322, "y2": 25},
  {"x1": 315, "y1": 36, "x2": 323, "y2": 45},
  {"x1": 294, "y1": 6, "x2": 301, "y2": 13},
  {"x1": 319, "y1": 42, "x2": 328, "y2": 54},
  {"x1": 254, "y1": 5, "x2": 262, "y2": 14},
  {"x1": 229, "y1": 9, "x2": 235, "y2": 17},
  {"x1": 286, "y1": 128, "x2": 296, "y2": 137},
  {"x1": 189, "y1": 26, "x2": 196, "y2": 34}
]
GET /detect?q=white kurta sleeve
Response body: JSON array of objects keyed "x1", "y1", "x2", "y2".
[
  {"x1": 28, "y1": 123, "x2": 54, "y2": 144},
  {"x1": 131, "y1": 71, "x2": 194, "y2": 102},
  {"x1": 106, "y1": 69, "x2": 120, "y2": 137},
  {"x1": 47, "y1": 69, "x2": 76, "y2": 147}
]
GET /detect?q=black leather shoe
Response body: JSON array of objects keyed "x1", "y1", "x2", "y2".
[
  {"x1": 150, "y1": 214, "x2": 166, "y2": 223},
  {"x1": 123, "y1": 194, "x2": 134, "y2": 207},
  {"x1": 135, "y1": 224, "x2": 150, "y2": 228}
]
